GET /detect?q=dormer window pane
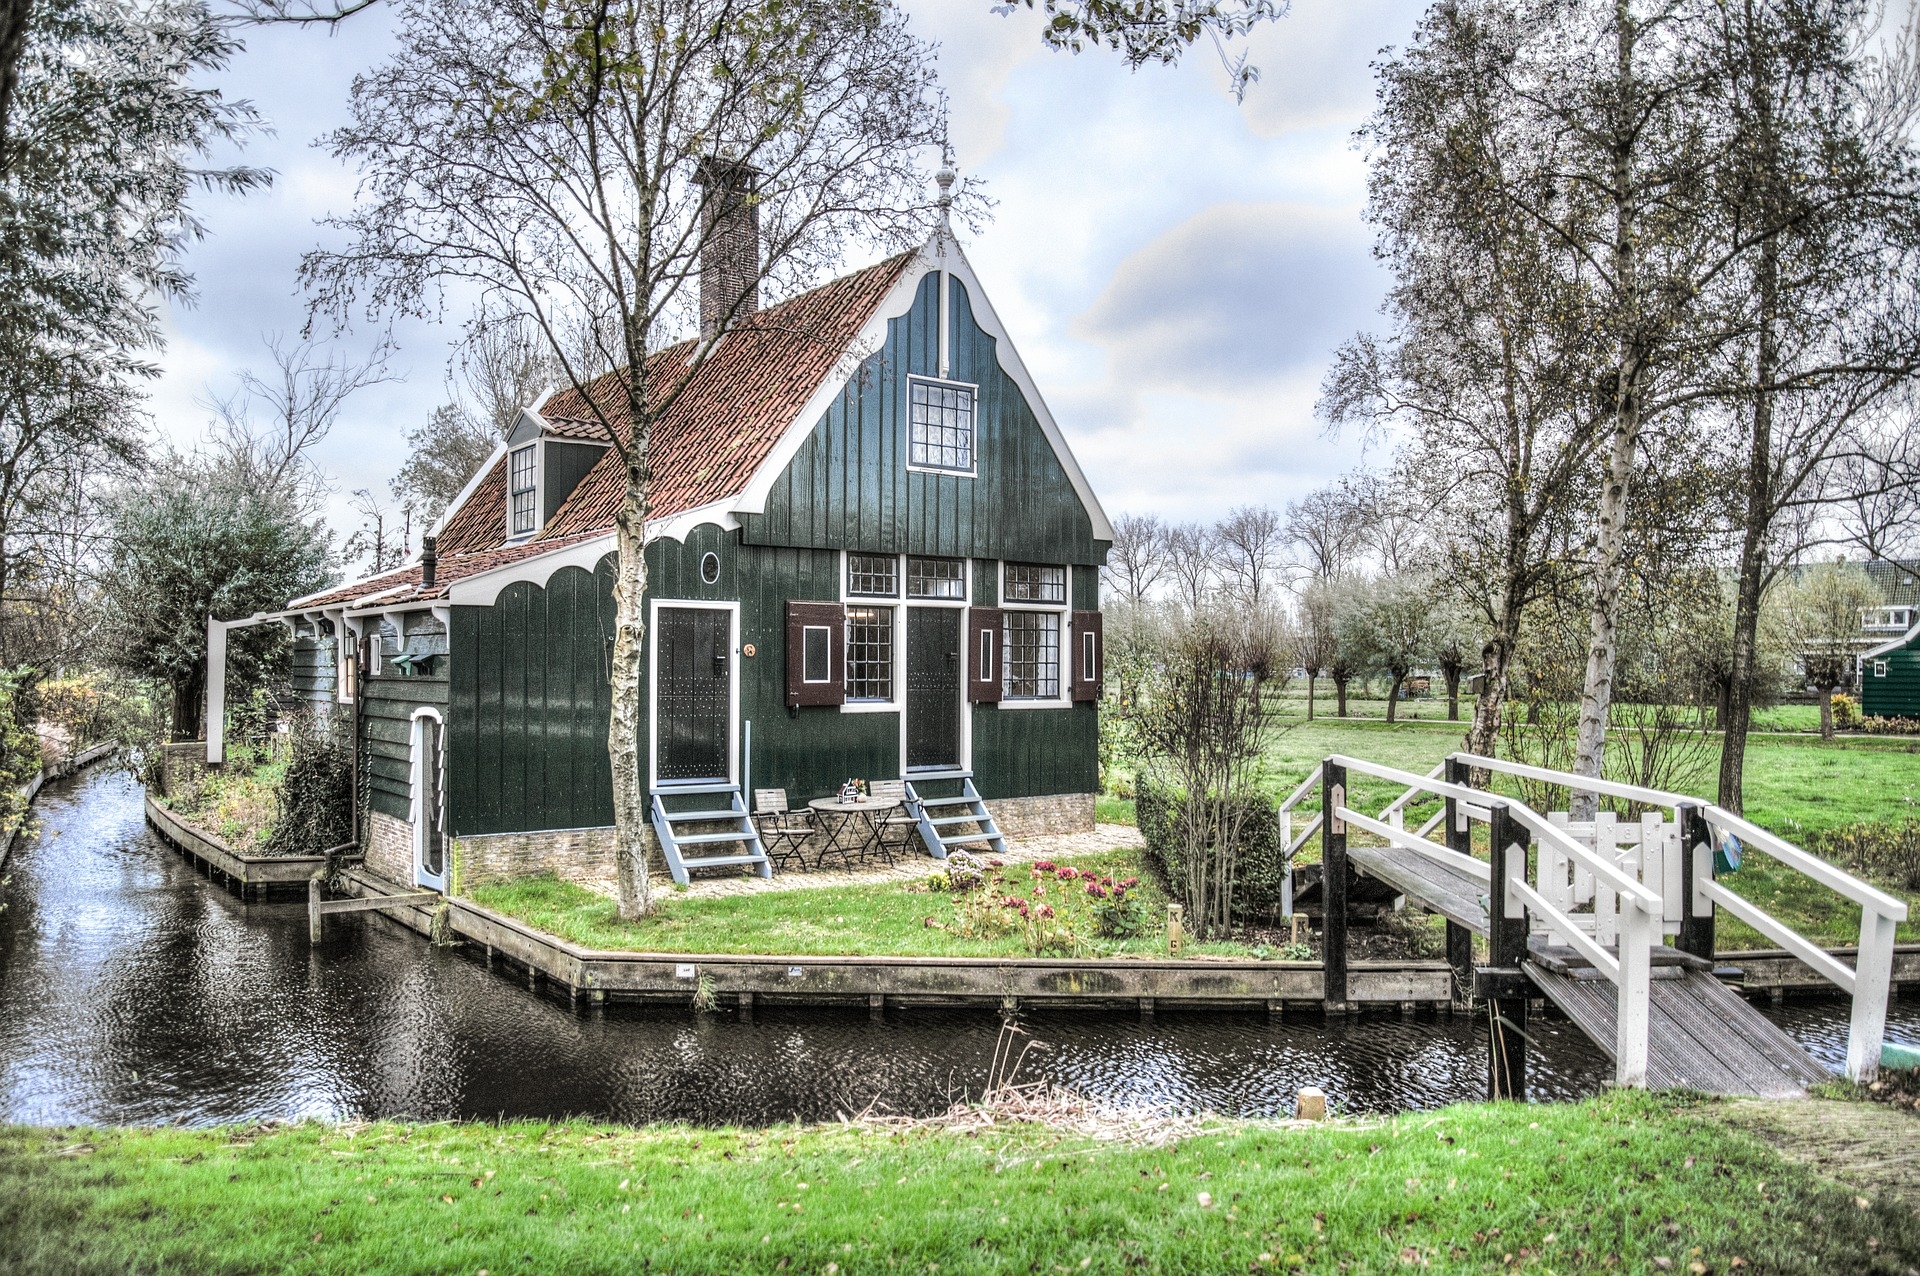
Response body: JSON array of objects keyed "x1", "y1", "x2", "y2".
[
  {"x1": 907, "y1": 556, "x2": 965, "y2": 599},
  {"x1": 509, "y1": 445, "x2": 537, "y2": 535},
  {"x1": 909, "y1": 379, "x2": 974, "y2": 473}
]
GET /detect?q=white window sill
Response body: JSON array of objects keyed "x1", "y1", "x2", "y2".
[
  {"x1": 997, "y1": 696, "x2": 1071, "y2": 710},
  {"x1": 839, "y1": 700, "x2": 901, "y2": 714}
]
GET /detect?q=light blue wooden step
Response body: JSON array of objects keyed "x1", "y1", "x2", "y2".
[
  {"x1": 902, "y1": 771, "x2": 1006, "y2": 862},
  {"x1": 649, "y1": 785, "x2": 773, "y2": 885}
]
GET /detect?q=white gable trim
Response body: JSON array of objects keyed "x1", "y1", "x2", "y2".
[
  {"x1": 1864, "y1": 620, "x2": 1920, "y2": 660},
  {"x1": 730, "y1": 239, "x2": 1114, "y2": 544},
  {"x1": 445, "y1": 534, "x2": 616, "y2": 607}
]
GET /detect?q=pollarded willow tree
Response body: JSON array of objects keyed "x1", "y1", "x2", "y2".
[{"x1": 304, "y1": 0, "x2": 953, "y2": 920}]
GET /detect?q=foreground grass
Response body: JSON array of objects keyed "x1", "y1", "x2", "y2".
[
  {"x1": 3, "y1": 1093, "x2": 1916, "y2": 1274},
  {"x1": 468, "y1": 849, "x2": 1267, "y2": 960}
]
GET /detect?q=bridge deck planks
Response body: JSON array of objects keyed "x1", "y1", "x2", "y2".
[
  {"x1": 1348, "y1": 845, "x2": 1489, "y2": 936},
  {"x1": 1525, "y1": 964, "x2": 1829, "y2": 1097}
]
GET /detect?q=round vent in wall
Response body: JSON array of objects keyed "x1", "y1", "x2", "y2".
[{"x1": 700, "y1": 552, "x2": 721, "y2": 585}]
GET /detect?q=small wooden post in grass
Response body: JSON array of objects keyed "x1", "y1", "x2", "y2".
[
  {"x1": 1166, "y1": 904, "x2": 1184, "y2": 956},
  {"x1": 1321, "y1": 759, "x2": 1350, "y2": 1014},
  {"x1": 1675, "y1": 803, "x2": 1715, "y2": 964},
  {"x1": 1443, "y1": 758, "x2": 1476, "y2": 1006},
  {"x1": 1486, "y1": 800, "x2": 1530, "y2": 1101}
]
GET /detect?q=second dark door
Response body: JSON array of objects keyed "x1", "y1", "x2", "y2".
[
  {"x1": 656, "y1": 606, "x2": 730, "y2": 783},
  {"x1": 906, "y1": 607, "x2": 961, "y2": 771}
]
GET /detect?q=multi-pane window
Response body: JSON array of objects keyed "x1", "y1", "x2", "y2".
[
  {"x1": 508, "y1": 445, "x2": 538, "y2": 535},
  {"x1": 1004, "y1": 611, "x2": 1061, "y2": 700},
  {"x1": 907, "y1": 556, "x2": 965, "y2": 599},
  {"x1": 846, "y1": 606, "x2": 895, "y2": 701},
  {"x1": 1003, "y1": 562, "x2": 1066, "y2": 604},
  {"x1": 908, "y1": 379, "x2": 975, "y2": 473},
  {"x1": 847, "y1": 553, "x2": 899, "y2": 597}
]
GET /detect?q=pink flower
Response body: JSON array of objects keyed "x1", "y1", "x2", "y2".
[
  {"x1": 1087, "y1": 882, "x2": 1107, "y2": 899},
  {"x1": 987, "y1": 858, "x2": 1005, "y2": 867},
  {"x1": 1037, "y1": 904, "x2": 1055, "y2": 920},
  {"x1": 1033, "y1": 860, "x2": 1057, "y2": 873},
  {"x1": 1122, "y1": 877, "x2": 1140, "y2": 888},
  {"x1": 1056, "y1": 866, "x2": 1079, "y2": 881}
]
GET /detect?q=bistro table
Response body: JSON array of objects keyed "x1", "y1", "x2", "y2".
[{"x1": 805, "y1": 796, "x2": 903, "y2": 870}]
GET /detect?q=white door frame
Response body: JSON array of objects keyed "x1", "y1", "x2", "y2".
[
  {"x1": 646, "y1": 598, "x2": 741, "y2": 791},
  {"x1": 409, "y1": 707, "x2": 448, "y2": 891}
]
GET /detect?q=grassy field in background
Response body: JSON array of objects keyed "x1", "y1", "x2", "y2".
[
  {"x1": 468, "y1": 849, "x2": 1270, "y2": 960},
  {"x1": 3, "y1": 1093, "x2": 1915, "y2": 1274}
]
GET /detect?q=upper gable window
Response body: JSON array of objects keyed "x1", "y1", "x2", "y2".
[
  {"x1": 908, "y1": 377, "x2": 976, "y2": 475},
  {"x1": 508, "y1": 445, "x2": 538, "y2": 535},
  {"x1": 906, "y1": 556, "x2": 965, "y2": 599},
  {"x1": 847, "y1": 553, "x2": 899, "y2": 598}
]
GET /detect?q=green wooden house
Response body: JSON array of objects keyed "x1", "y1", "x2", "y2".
[
  {"x1": 1862, "y1": 620, "x2": 1920, "y2": 718},
  {"x1": 207, "y1": 227, "x2": 1112, "y2": 893}
]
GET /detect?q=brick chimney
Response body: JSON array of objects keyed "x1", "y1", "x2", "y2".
[
  {"x1": 696, "y1": 157, "x2": 760, "y2": 340},
  {"x1": 420, "y1": 535, "x2": 437, "y2": 590}
]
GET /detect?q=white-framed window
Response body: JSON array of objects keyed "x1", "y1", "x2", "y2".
[
  {"x1": 1000, "y1": 561, "x2": 1068, "y2": 703},
  {"x1": 508, "y1": 444, "x2": 538, "y2": 535},
  {"x1": 846, "y1": 606, "x2": 895, "y2": 701},
  {"x1": 907, "y1": 555, "x2": 966, "y2": 599},
  {"x1": 848, "y1": 552, "x2": 899, "y2": 598},
  {"x1": 907, "y1": 376, "x2": 977, "y2": 475},
  {"x1": 336, "y1": 635, "x2": 356, "y2": 704},
  {"x1": 1874, "y1": 659, "x2": 1889, "y2": 677}
]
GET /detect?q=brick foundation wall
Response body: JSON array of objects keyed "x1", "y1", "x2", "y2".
[
  {"x1": 991, "y1": 793, "x2": 1095, "y2": 839},
  {"x1": 366, "y1": 810, "x2": 413, "y2": 885}
]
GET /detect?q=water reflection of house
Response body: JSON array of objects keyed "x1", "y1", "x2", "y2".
[{"x1": 206, "y1": 220, "x2": 1110, "y2": 895}]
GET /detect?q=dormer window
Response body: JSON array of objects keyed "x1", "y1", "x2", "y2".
[
  {"x1": 509, "y1": 444, "x2": 538, "y2": 536},
  {"x1": 907, "y1": 377, "x2": 976, "y2": 475}
]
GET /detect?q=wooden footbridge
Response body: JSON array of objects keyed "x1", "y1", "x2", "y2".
[{"x1": 1280, "y1": 753, "x2": 1908, "y2": 1097}]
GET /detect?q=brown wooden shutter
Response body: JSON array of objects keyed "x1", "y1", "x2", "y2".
[
  {"x1": 785, "y1": 601, "x2": 845, "y2": 707},
  {"x1": 1071, "y1": 610, "x2": 1104, "y2": 701},
  {"x1": 967, "y1": 607, "x2": 1004, "y2": 703}
]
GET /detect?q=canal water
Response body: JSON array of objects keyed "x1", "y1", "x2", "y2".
[{"x1": 1, "y1": 766, "x2": 1913, "y2": 1129}]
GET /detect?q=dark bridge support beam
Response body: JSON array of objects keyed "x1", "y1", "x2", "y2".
[
  {"x1": 1676, "y1": 804, "x2": 1716, "y2": 965},
  {"x1": 1486, "y1": 800, "x2": 1530, "y2": 1101},
  {"x1": 1321, "y1": 760, "x2": 1350, "y2": 1015}
]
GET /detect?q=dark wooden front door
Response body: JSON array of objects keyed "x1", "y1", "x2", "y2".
[
  {"x1": 906, "y1": 607, "x2": 961, "y2": 771},
  {"x1": 656, "y1": 606, "x2": 730, "y2": 783}
]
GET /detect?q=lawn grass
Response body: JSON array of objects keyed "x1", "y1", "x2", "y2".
[
  {"x1": 2, "y1": 1092, "x2": 1915, "y2": 1274},
  {"x1": 155, "y1": 749, "x2": 284, "y2": 852},
  {"x1": 467, "y1": 848, "x2": 1267, "y2": 960}
]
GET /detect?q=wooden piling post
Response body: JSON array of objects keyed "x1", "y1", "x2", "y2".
[
  {"x1": 737, "y1": 991, "x2": 753, "y2": 1023},
  {"x1": 1442, "y1": 758, "x2": 1475, "y2": 1005},
  {"x1": 1321, "y1": 759, "x2": 1350, "y2": 1014},
  {"x1": 308, "y1": 873, "x2": 323, "y2": 946},
  {"x1": 1138, "y1": 997, "x2": 1155, "y2": 1024},
  {"x1": 869, "y1": 993, "x2": 885, "y2": 1024},
  {"x1": 1486, "y1": 801, "x2": 1530, "y2": 1101},
  {"x1": 1675, "y1": 804, "x2": 1715, "y2": 964}
]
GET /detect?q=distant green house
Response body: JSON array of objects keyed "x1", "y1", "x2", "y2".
[{"x1": 1861, "y1": 621, "x2": 1920, "y2": 718}]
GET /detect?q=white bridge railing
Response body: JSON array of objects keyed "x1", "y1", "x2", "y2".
[{"x1": 1449, "y1": 753, "x2": 1908, "y2": 1084}]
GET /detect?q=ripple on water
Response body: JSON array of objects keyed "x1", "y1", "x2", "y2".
[{"x1": 0, "y1": 767, "x2": 1912, "y2": 1127}]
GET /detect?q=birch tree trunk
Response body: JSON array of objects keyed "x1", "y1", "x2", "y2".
[
  {"x1": 608, "y1": 452, "x2": 653, "y2": 920},
  {"x1": 1572, "y1": 0, "x2": 1646, "y2": 819}
]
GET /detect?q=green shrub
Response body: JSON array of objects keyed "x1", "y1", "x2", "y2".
[
  {"x1": 1830, "y1": 692, "x2": 1860, "y2": 730},
  {"x1": 1136, "y1": 779, "x2": 1288, "y2": 922},
  {"x1": 0, "y1": 668, "x2": 42, "y2": 830},
  {"x1": 266, "y1": 711, "x2": 353, "y2": 857},
  {"x1": 1808, "y1": 816, "x2": 1920, "y2": 892}
]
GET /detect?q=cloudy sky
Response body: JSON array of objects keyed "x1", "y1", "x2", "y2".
[{"x1": 151, "y1": 1, "x2": 1429, "y2": 550}]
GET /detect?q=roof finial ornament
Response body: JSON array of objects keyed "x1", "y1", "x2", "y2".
[{"x1": 934, "y1": 146, "x2": 956, "y2": 250}]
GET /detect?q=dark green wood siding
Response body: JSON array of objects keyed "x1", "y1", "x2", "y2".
[
  {"x1": 450, "y1": 557, "x2": 616, "y2": 836},
  {"x1": 1863, "y1": 639, "x2": 1920, "y2": 717},
  {"x1": 544, "y1": 441, "x2": 606, "y2": 521},
  {"x1": 290, "y1": 636, "x2": 334, "y2": 711},
  {"x1": 971, "y1": 703, "x2": 1099, "y2": 799},
  {"x1": 360, "y1": 668, "x2": 447, "y2": 823},
  {"x1": 742, "y1": 273, "x2": 1104, "y2": 566}
]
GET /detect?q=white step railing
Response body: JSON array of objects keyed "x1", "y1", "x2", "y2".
[{"x1": 1449, "y1": 751, "x2": 1909, "y2": 1083}]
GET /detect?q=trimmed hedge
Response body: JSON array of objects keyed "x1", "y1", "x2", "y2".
[{"x1": 1136, "y1": 779, "x2": 1288, "y2": 921}]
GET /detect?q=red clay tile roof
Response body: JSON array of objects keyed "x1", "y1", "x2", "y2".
[
  {"x1": 293, "y1": 531, "x2": 612, "y2": 608},
  {"x1": 536, "y1": 250, "x2": 916, "y2": 540},
  {"x1": 433, "y1": 454, "x2": 509, "y2": 557},
  {"x1": 291, "y1": 249, "x2": 917, "y2": 612}
]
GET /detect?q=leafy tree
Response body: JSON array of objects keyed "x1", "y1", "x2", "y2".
[
  {"x1": 99, "y1": 451, "x2": 333, "y2": 740},
  {"x1": 1336, "y1": 573, "x2": 1439, "y2": 724},
  {"x1": 1776, "y1": 561, "x2": 1879, "y2": 739},
  {"x1": 0, "y1": 0, "x2": 266, "y2": 665}
]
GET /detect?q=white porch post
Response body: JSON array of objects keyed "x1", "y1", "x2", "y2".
[
  {"x1": 205, "y1": 616, "x2": 228, "y2": 764},
  {"x1": 1847, "y1": 906, "x2": 1901, "y2": 1084}
]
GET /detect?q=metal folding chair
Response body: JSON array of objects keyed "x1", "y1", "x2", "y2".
[
  {"x1": 751, "y1": 788, "x2": 813, "y2": 872},
  {"x1": 868, "y1": 779, "x2": 922, "y2": 863}
]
